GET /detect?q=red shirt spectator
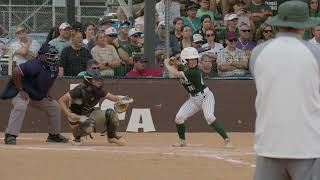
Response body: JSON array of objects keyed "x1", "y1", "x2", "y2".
[{"x1": 126, "y1": 53, "x2": 163, "y2": 77}]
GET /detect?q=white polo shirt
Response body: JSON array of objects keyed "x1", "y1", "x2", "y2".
[{"x1": 250, "y1": 32, "x2": 320, "y2": 159}]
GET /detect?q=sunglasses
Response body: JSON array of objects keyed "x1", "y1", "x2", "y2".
[
  {"x1": 107, "y1": 34, "x2": 117, "y2": 38},
  {"x1": 194, "y1": 41, "x2": 202, "y2": 44},
  {"x1": 132, "y1": 34, "x2": 141, "y2": 37},
  {"x1": 206, "y1": 33, "x2": 214, "y2": 37},
  {"x1": 241, "y1": 29, "x2": 251, "y2": 32},
  {"x1": 91, "y1": 67, "x2": 100, "y2": 70},
  {"x1": 228, "y1": 39, "x2": 238, "y2": 42},
  {"x1": 263, "y1": 30, "x2": 272, "y2": 33}
]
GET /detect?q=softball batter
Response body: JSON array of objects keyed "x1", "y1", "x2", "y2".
[{"x1": 165, "y1": 47, "x2": 232, "y2": 148}]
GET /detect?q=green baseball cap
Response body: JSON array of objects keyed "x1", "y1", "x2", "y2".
[{"x1": 266, "y1": 1, "x2": 320, "y2": 29}]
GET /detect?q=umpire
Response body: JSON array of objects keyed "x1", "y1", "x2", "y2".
[
  {"x1": 1, "y1": 44, "x2": 68, "y2": 145},
  {"x1": 250, "y1": 1, "x2": 320, "y2": 180}
]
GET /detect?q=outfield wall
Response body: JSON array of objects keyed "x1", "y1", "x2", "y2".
[{"x1": 0, "y1": 77, "x2": 256, "y2": 132}]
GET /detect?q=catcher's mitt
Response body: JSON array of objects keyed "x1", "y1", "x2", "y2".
[{"x1": 114, "y1": 96, "x2": 134, "y2": 113}]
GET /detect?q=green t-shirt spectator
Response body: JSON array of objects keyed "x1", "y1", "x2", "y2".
[
  {"x1": 114, "y1": 43, "x2": 142, "y2": 77},
  {"x1": 196, "y1": 9, "x2": 215, "y2": 21},
  {"x1": 245, "y1": 2, "x2": 272, "y2": 28},
  {"x1": 183, "y1": 17, "x2": 201, "y2": 33}
]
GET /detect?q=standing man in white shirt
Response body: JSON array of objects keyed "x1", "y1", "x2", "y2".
[
  {"x1": 250, "y1": 1, "x2": 320, "y2": 180},
  {"x1": 156, "y1": 0, "x2": 181, "y2": 26},
  {"x1": 309, "y1": 24, "x2": 320, "y2": 48}
]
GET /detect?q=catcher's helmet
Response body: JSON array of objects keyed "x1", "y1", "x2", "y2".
[
  {"x1": 180, "y1": 47, "x2": 200, "y2": 65},
  {"x1": 83, "y1": 69, "x2": 103, "y2": 87},
  {"x1": 38, "y1": 44, "x2": 59, "y2": 71}
]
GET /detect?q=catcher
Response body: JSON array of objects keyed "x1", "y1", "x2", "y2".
[{"x1": 58, "y1": 69, "x2": 133, "y2": 145}]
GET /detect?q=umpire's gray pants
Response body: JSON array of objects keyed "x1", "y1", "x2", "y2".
[
  {"x1": 5, "y1": 93, "x2": 61, "y2": 136},
  {"x1": 254, "y1": 156, "x2": 320, "y2": 180}
]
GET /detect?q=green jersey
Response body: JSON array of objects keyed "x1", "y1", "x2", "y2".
[{"x1": 178, "y1": 65, "x2": 207, "y2": 96}]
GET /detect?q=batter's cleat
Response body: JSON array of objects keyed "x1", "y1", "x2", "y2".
[
  {"x1": 224, "y1": 138, "x2": 233, "y2": 149},
  {"x1": 46, "y1": 134, "x2": 69, "y2": 143},
  {"x1": 108, "y1": 137, "x2": 126, "y2": 146},
  {"x1": 4, "y1": 134, "x2": 17, "y2": 145},
  {"x1": 172, "y1": 139, "x2": 187, "y2": 147}
]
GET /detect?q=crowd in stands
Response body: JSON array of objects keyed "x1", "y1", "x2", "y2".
[{"x1": 1, "y1": 0, "x2": 320, "y2": 78}]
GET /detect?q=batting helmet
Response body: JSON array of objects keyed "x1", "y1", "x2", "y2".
[{"x1": 180, "y1": 47, "x2": 200, "y2": 65}]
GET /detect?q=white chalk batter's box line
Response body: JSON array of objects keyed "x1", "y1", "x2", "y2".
[{"x1": 0, "y1": 144, "x2": 256, "y2": 168}]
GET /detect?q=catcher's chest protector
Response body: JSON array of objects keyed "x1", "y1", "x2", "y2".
[{"x1": 70, "y1": 87, "x2": 102, "y2": 115}]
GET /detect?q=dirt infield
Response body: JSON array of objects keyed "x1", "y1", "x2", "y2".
[{"x1": 0, "y1": 133, "x2": 255, "y2": 180}]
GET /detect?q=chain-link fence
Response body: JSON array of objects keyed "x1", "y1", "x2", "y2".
[
  {"x1": 0, "y1": 0, "x2": 120, "y2": 76},
  {"x1": 0, "y1": 1, "x2": 119, "y2": 36}
]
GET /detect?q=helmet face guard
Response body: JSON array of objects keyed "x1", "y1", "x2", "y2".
[
  {"x1": 83, "y1": 69, "x2": 103, "y2": 89},
  {"x1": 45, "y1": 46, "x2": 59, "y2": 71}
]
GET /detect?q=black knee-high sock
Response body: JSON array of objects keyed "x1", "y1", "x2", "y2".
[
  {"x1": 210, "y1": 120, "x2": 228, "y2": 139},
  {"x1": 176, "y1": 123, "x2": 185, "y2": 140}
]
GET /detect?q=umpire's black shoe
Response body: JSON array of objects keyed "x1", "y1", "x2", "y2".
[
  {"x1": 46, "y1": 134, "x2": 69, "y2": 143},
  {"x1": 4, "y1": 134, "x2": 17, "y2": 145}
]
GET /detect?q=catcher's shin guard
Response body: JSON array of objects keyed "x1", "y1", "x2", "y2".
[
  {"x1": 104, "y1": 108, "x2": 119, "y2": 139},
  {"x1": 72, "y1": 117, "x2": 96, "y2": 139}
]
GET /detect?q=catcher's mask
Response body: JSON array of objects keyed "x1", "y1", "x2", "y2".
[
  {"x1": 83, "y1": 69, "x2": 103, "y2": 89},
  {"x1": 38, "y1": 44, "x2": 59, "y2": 71}
]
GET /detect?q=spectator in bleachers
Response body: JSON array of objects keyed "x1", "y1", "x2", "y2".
[
  {"x1": 245, "y1": 0, "x2": 272, "y2": 30},
  {"x1": 200, "y1": 53, "x2": 217, "y2": 77},
  {"x1": 45, "y1": 26, "x2": 60, "y2": 43},
  {"x1": 171, "y1": 17, "x2": 184, "y2": 42},
  {"x1": 183, "y1": 2, "x2": 201, "y2": 33},
  {"x1": 126, "y1": 53, "x2": 162, "y2": 77},
  {"x1": 194, "y1": 14, "x2": 213, "y2": 44},
  {"x1": 10, "y1": 26, "x2": 40, "y2": 65},
  {"x1": 117, "y1": 28, "x2": 144, "y2": 76},
  {"x1": 217, "y1": 13, "x2": 239, "y2": 44},
  {"x1": 217, "y1": 32, "x2": 248, "y2": 77},
  {"x1": 156, "y1": 0, "x2": 181, "y2": 26},
  {"x1": 114, "y1": 21, "x2": 131, "y2": 49},
  {"x1": 196, "y1": 0, "x2": 215, "y2": 21},
  {"x1": 155, "y1": 21, "x2": 180, "y2": 64},
  {"x1": 77, "y1": 59, "x2": 100, "y2": 77},
  {"x1": 59, "y1": 31, "x2": 92, "y2": 76},
  {"x1": 233, "y1": 1, "x2": 255, "y2": 30},
  {"x1": 202, "y1": 29, "x2": 224, "y2": 55},
  {"x1": 83, "y1": 23, "x2": 95, "y2": 50},
  {"x1": 180, "y1": 0, "x2": 189, "y2": 17},
  {"x1": 99, "y1": 16, "x2": 113, "y2": 31},
  {"x1": 192, "y1": 34, "x2": 204, "y2": 49},
  {"x1": 255, "y1": 23, "x2": 274, "y2": 44},
  {"x1": 236, "y1": 23, "x2": 256, "y2": 59},
  {"x1": 309, "y1": 24, "x2": 320, "y2": 48},
  {"x1": 135, "y1": 5, "x2": 145, "y2": 31},
  {"x1": 304, "y1": 0, "x2": 320, "y2": 40},
  {"x1": 264, "y1": 0, "x2": 283, "y2": 16},
  {"x1": 91, "y1": 29, "x2": 121, "y2": 77},
  {"x1": 179, "y1": 25, "x2": 193, "y2": 50},
  {"x1": 49, "y1": 22, "x2": 71, "y2": 54},
  {"x1": 71, "y1": 22, "x2": 84, "y2": 32},
  {"x1": 309, "y1": 0, "x2": 320, "y2": 17}
]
